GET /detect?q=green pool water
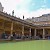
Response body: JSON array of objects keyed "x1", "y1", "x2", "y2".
[{"x1": 0, "y1": 40, "x2": 50, "y2": 50}]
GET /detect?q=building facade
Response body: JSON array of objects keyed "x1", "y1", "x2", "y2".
[{"x1": 0, "y1": 3, "x2": 50, "y2": 40}]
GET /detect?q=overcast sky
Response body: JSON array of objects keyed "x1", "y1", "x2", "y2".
[{"x1": 0, "y1": 0, "x2": 50, "y2": 19}]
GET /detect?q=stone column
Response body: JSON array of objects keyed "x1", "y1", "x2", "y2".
[
  {"x1": 22, "y1": 25, "x2": 24, "y2": 37},
  {"x1": 34, "y1": 29, "x2": 36, "y2": 37},
  {"x1": 3, "y1": 21, "x2": 5, "y2": 32},
  {"x1": 43, "y1": 28, "x2": 45, "y2": 39},
  {"x1": 11, "y1": 22, "x2": 13, "y2": 34},
  {"x1": 29, "y1": 28, "x2": 31, "y2": 37},
  {"x1": 34, "y1": 29, "x2": 37, "y2": 39}
]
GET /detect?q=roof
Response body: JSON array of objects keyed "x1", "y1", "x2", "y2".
[
  {"x1": 0, "y1": 11, "x2": 35, "y2": 27},
  {"x1": 0, "y1": 11, "x2": 50, "y2": 27}
]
